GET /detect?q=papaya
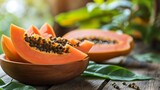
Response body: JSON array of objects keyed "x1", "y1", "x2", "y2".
[
  {"x1": 1, "y1": 24, "x2": 57, "y2": 62},
  {"x1": 10, "y1": 24, "x2": 88, "y2": 65},
  {"x1": 26, "y1": 25, "x2": 40, "y2": 36},
  {"x1": 40, "y1": 23, "x2": 56, "y2": 38},
  {"x1": 1, "y1": 25, "x2": 42, "y2": 63},
  {"x1": 63, "y1": 29, "x2": 134, "y2": 62},
  {"x1": 67, "y1": 38, "x2": 94, "y2": 53},
  {"x1": 39, "y1": 23, "x2": 94, "y2": 53},
  {"x1": 1, "y1": 35, "x2": 27, "y2": 62}
]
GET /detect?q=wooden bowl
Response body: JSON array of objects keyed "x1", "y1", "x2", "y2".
[{"x1": 0, "y1": 54, "x2": 88, "y2": 85}]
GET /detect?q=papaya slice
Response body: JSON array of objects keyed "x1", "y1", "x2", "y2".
[
  {"x1": 10, "y1": 24, "x2": 88, "y2": 65},
  {"x1": 76, "y1": 40, "x2": 94, "y2": 53},
  {"x1": 63, "y1": 29, "x2": 134, "y2": 62},
  {"x1": 40, "y1": 23, "x2": 56, "y2": 38},
  {"x1": 1, "y1": 35, "x2": 27, "y2": 62},
  {"x1": 38, "y1": 24, "x2": 94, "y2": 53},
  {"x1": 26, "y1": 25, "x2": 40, "y2": 36},
  {"x1": 1, "y1": 25, "x2": 41, "y2": 63},
  {"x1": 67, "y1": 38, "x2": 94, "y2": 53}
]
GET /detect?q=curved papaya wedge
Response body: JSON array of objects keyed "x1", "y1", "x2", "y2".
[
  {"x1": 40, "y1": 23, "x2": 56, "y2": 38},
  {"x1": 1, "y1": 35, "x2": 27, "y2": 62},
  {"x1": 67, "y1": 38, "x2": 94, "y2": 53},
  {"x1": 10, "y1": 24, "x2": 87, "y2": 65},
  {"x1": 1, "y1": 25, "x2": 41, "y2": 63},
  {"x1": 76, "y1": 40, "x2": 94, "y2": 53},
  {"x1": 26, "y1": 25, "x2": 40, "y2": 36}
]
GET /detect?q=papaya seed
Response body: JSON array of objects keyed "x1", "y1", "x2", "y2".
[
  {"x1": 78, "y1": 36, "x2": 117, "y2": 44},
  {"x1": 24, "y1": 35, "x2": 79, "y2": 54}
]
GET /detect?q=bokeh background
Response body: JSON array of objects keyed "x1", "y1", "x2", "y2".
[{"x1": 0, "y1": 0, "x2": 159, "y2": 54}]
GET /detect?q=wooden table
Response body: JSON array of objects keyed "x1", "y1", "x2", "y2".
[{"x1": 0, "y1": 42, "x2": 160, "y2": 90}]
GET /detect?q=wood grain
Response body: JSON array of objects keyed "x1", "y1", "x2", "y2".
[{"x1": 48, "y1": 77, "x2": 105, "y2": 90}]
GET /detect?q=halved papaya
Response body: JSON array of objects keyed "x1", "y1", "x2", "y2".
[
  {"x1": 1, "y1": 35, "x2": 27, "y2": 62},
  {"x1": 63, "y1": 29, "x2": 134, "y2": 62},
  {"x1": 10, "y1": 24, "x2": 88, "y2": 65}
]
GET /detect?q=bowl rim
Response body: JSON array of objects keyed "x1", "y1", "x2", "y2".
[{"x1": 0, "y1": 54, "x2": 88, "y2": 66}]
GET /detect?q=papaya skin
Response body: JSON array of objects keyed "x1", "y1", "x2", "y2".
[
  {"x1": 1, "y1": 35, "x2": 28, "y2": 62},
  {"x1": 10, "y1": 24, "x2": 88, "y2": 65},
  {"x1": 63, "y1": 29, "x2": 134, "y2": 62}
]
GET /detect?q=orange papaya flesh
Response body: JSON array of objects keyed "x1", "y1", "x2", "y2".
[
  {"x1": 10, "y1": 24, "x2": 87, "y2": 65},
  {"x1": 77, "y1": 40, "x2": 94, "y2": 53},
  {"x1": 67, "y1": 38, "x2": 94, "y2": 53},
  {"x1": 67, "y1": 38, "x2": 80, "y2": 46},
  {"x1": 40, "y1": 23, "x2": 56, "y2": 38},
  {"x1": 1, "y1": 35, "x2": 28, "y2": 62},
  {"x1": 26, "y1": 25, "x2": 40, "y2": 36},
  {"x1": 63, "y1": 30, "x2": 134, "y2": 62}
]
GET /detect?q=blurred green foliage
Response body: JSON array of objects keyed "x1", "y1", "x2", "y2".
[
  {"x1": 56, "y1": 0, "x2": 156, "y2": 44},
  {"x1": 56, "y1": 0, "x2": 132, "y2": 28},
  {"x1": 0, "y1": 0, "x2": 54, "y2": 54}
]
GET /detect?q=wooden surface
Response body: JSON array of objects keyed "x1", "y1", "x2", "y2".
[{"x1": 0, "y1": 42, "x2": 160, "y2": 90}]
